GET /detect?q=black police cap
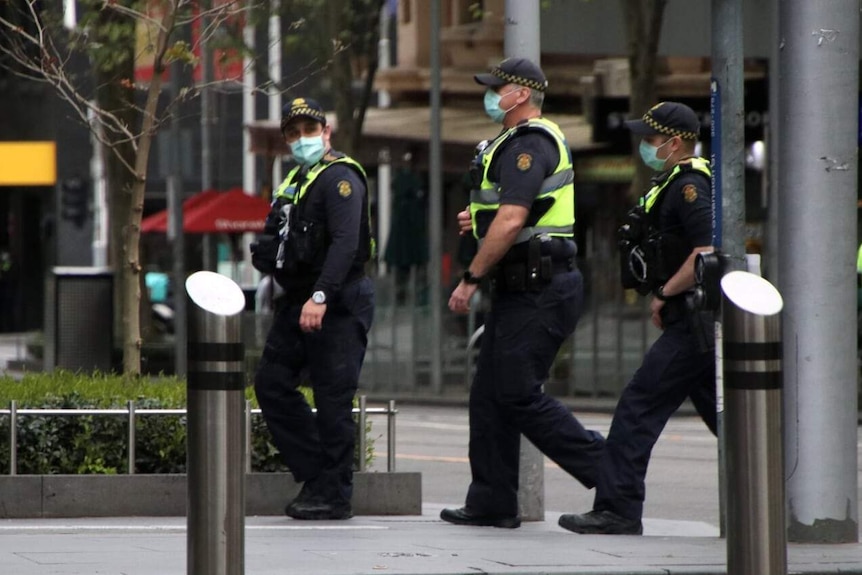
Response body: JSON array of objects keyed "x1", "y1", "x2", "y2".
[
  {"x1": 281, "y1": 97, "x2": 327, "y2": 129},
  {"x1": 474, "y1": 57, "x2": 548, "y2": 93},
  {"x1": 625, "y1": 102, "x2": 700, "y2": 140}
]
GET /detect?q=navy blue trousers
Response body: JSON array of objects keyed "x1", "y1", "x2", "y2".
[
  {"x1": 592, "y1": 321, "x2": 717, "y2": 520},
  {"x1": 465, "y1": 270, "x2": 605, "y2": 517},
  {"x1": 254, "y1": 277, "x2": 374, "y2": 505}
]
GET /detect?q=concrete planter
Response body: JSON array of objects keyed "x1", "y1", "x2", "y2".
[{"x1": 0, "y1": 472, "x2": 421, "y2": 518}]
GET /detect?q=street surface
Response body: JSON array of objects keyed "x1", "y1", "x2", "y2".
[{"x1": 369, "y1": 404, "x2": 721, "y2": 526}]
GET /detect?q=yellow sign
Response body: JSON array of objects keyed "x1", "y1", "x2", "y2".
[
  {"x1": 575, "y1": 155, "x2": 634, "y2": 183},
  {"x1": 0, "y1": 142, "x2": 57, "y2": 186}
]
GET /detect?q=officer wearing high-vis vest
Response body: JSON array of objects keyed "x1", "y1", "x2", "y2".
[
  {"x1": 441, "y1": 57, "x2": 604, "y2": 529},
  {"x1": 559, "y1": 102, "x2": 717, "y2": 536},
  {"x1": 252, "y1": 97, "x2": 374, "y2": 521}
]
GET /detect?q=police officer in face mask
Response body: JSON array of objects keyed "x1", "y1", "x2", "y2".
[
  {"x1": 558, "y1": 102, "x2": 717, "y2": 536},
  {"x1": 440, "y1": 58, "x2": 605, "y2": 529},
  {"x1": 252, "y1": 97, "x2": 375, "y2": 520}
]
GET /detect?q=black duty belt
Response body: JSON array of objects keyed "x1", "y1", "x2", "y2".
[{"x1": 492, "y1": 257, "x2": 575, "y2": 293}]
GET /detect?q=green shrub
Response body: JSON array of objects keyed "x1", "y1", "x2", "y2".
[{"x1": 0, "y1": 371, "x2": 373, "y2": 475}]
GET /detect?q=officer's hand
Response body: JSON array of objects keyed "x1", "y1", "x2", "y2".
[
  {"x1": 457, "y1": 208, "x2": 472, "y2": 236},
  {"x1": 300, "y1": 300, "x2": 326, "y2": 332},
  {"x1": 449, "y1": 281, "x2": 478, "y2": 314},
  {"x1": 650, "y1": 297, "x2": 665, "y2": 330}
]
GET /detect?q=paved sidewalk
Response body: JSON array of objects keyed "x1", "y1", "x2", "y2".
[{"x1": 0, "y1": 505, "x2": 860, "y2": 575}]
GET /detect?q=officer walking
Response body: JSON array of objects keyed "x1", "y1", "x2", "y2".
[
  {"x1": 441, "y1": 57, "x2": 604, "y2": 529},
  {"x1": 558, "y1": 102, "x2": 717, "y2": 536},
  {"x1": 252, "y1": 97, "x2": 375, "y2": 520}
]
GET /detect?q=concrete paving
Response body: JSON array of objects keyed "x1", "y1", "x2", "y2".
[
  {"x1": 0, "y1": 506, "x2": 860, "y2": 575},
  {"x1": 1, "y1": 334, "x2": 861, "y2": 574}
]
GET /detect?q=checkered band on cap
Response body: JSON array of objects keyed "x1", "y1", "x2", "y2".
[
  {"x1": 282, "y1": 97, "x2": 326, "y2": 127},
  {"x1": 491, "y1": 66, "x2": 548, "y2": 92},
  {"x1": 642, "y1": 110, "x2": 698, "y2": 140}
]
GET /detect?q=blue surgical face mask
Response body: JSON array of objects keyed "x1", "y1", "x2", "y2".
[
  {"x1": 638, "y1": 138, "x2": 673, "y2": 171},
  {"x1": 483, "y1": 88, "x2": 520, "y2": 123},
  {"x1": 290, "y1": 135, "x2": 326, "y2": 166}
]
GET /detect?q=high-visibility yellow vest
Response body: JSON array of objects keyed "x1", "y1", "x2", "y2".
[
  {"x1": 469, "y1": 117, "x2": 575, "y2": 243},
  {"x1": 274, "y1": 153, "x2": 367, "y2": 203},
  {"x1": 273, "y1": 153, "x2": 375, "y2": 258},
  {"x1": 640, "y1": 157, "x2": 712, "y2": 213}
]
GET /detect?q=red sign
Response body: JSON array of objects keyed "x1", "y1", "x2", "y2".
[{"x1": 134, "y1": 0, "x2": 244, "y2": 84}]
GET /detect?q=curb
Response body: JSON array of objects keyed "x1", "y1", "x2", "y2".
[{"x1": 0, "y1": 471, "x2": 421, "y2": 518}]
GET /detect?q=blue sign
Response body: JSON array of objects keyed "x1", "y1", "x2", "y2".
[{"x1": 711, "y1": 78, "x2": 722, "y2": 249}]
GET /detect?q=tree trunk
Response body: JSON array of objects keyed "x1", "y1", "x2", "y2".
[
  {"x1": 93, "y1": 8, "x2": 140, "y2": 373},
  {"x1": 328, "y1": 1, "x2": 356, "y2": 155},
  {"x1": 623, "y1": 0, "x2": 668, "y2": 199},
  {"x1": 117, "y1": 0, "x2": 178, "y2": 374}
]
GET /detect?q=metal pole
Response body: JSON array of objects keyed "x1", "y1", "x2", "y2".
[
  {"x1": 504, "y1": 0, "x2": 540, "y2": 63},
  {"x1": 241, "y1": 6, "x2": 257, "y2": 286},
  {"x1": 357, "y1": 395, "x2": 367, "y2": 473},
  {"x1": 711, "y1": 0, "x2": 745, "y2": 538},
  {"x1": 268, "y1": 0, "x2": 282, "y2": 187},
  {"x1": 387, "y1": 400, "x2": 396, "y2": 473},
  {"x1": 168, "y1": 59, "x2": 187, "y2": 378},
  {"x1": 377, "y1": 148, "x2": 392, "y2": 276},
  {"x1": 778, "y1": 0, "x2": 859, "y2": 544},
  {"x1": 185, "y1": 271, "x2": 247, "y2": 575},
  {"x1": 504, "y1": 0, "x2": 543, "y2": 523},
  {"x1": 764, "y1": 0, "x2": 780, "y2": 284},
  {"x1": 9, "y1": 400, "x2": 16, "y2": 476},
  {"x1": 428, "y1": 0, "x2": 443, "y2": 394},
  {"x1": 245, "y1": 399, "x2": 252, "y2": 474},
  {"x1": 377, "y1": 6, "x2": 392, "y2": 275},
  {"x1": 127, "y1": 400, "x2": 136, "y2": 475},
  {"x1": 722, "y1": 271, "x2": 786, "y2": 575},
  {"x1": 200, "y1": 1, "x2": 215, "y2": 272}
]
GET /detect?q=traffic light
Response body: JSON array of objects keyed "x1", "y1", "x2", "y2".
[{"x1": 60, "y1": 177, "x2": 88, "y2": 227}]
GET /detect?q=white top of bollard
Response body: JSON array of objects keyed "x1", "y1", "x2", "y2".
[
  {"x1": 185, "y1": 271, "x2": 246, "y2": 316},
  {"x1": 720, "y1": 270, "x2": 783, "y2": 316}
]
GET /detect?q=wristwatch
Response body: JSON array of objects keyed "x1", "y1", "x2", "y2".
[
  {"x1": 311, "y1": 290, "x2": 327, "y2": 304},
  {"x1": 655, "y1": 285, "x2": 668, "y2": 301},
  {"x1": 462, "y1": 270, "x2": 482, "y2": 285}
]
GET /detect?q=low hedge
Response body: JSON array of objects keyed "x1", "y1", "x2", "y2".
[{"x1": 0, "y1": 371, "x2": 374, "y2": 475}]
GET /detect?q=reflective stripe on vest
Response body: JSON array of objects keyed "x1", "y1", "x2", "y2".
[
  {"x1": 273, "y1": 154, "x2": 368, "y2": 203},
  {"x1": 469, "y1": 117, "x2": 575, "y2": 242},
  {"x1": 640, "y1": 157, "x2": 711, "y2": 213},
  {"x1": 272, "y1": 153, "x2": 375, "y2": 257}
]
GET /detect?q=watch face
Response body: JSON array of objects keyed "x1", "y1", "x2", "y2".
[{"x1": 312, "y1": 291, "x2": 326, "y2": 304}]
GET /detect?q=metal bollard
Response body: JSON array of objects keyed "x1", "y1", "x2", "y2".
[
  {"x1": 185, "y1": 271, "x2": 247, "y2": 575},
  {"x1": 721, "y1": 271, "x2": 786, "y2": 575}
]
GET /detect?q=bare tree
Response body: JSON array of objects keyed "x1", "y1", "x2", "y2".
[
  {"x1": 622, "y1": 0, "x2": 668, "y2": 197},
  {"x1": 0, "y1": 0, "x2": 263, "y2": 374},
  {"x1": 277, "y1": 0, "x2": 385, "y2": 155}
]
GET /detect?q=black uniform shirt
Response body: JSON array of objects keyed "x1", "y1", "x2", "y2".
[
  {"x1": 287, "y1": 159, "x2": 368, "y2": 300},
  {"x1": 653, "y1": 162, "x2": 713, "y2": 248},
  {"x1": 485, "y1": 126, "x2": 575, "y2": 262},
  {"x1": 651, "y1": 161, "x2": 713, "y2": 325},
  {"x1": 490, "y1": 129, "x2": 559, "y2": 208}
]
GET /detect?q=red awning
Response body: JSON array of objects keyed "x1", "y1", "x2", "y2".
[{"x1": 141, "y1": 188, "x2": 270, "y2": 233}]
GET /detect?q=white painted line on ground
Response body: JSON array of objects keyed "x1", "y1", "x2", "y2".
[{"x1": 0, "y1": 525, "x2": 389, "y2": 533}]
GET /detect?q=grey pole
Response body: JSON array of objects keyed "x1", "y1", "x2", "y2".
[
  {"x1": 765, "y1": 0, "x2": 779, "y2": 284},
  {"x1": 721, "y1": 271, "x2": 786, "y2": 575},
  {"x1": 711, "y1": 0, "x2": 745, "y2": 538},
  {"x1": 504, "y1": 0, "x2": 540, "y2": 62},
  {"x1": 185, "y1": 271, "x2": 247, "y2": 575},
  {"x1": 778, "y1": 0, "x2": 859, "y2": 544},
  {"x1": 504, "y1": 0, "x2": 543, "y2": 523},
  {"x1": 200, "y1": 3, "x2": 215, "y2": 272},
  {"x1": 428, "y1": 0, "x2": 443, "y2": 393},
  {"x1": 169, "y1": 59, "x2": 187, "y2": 377}
]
